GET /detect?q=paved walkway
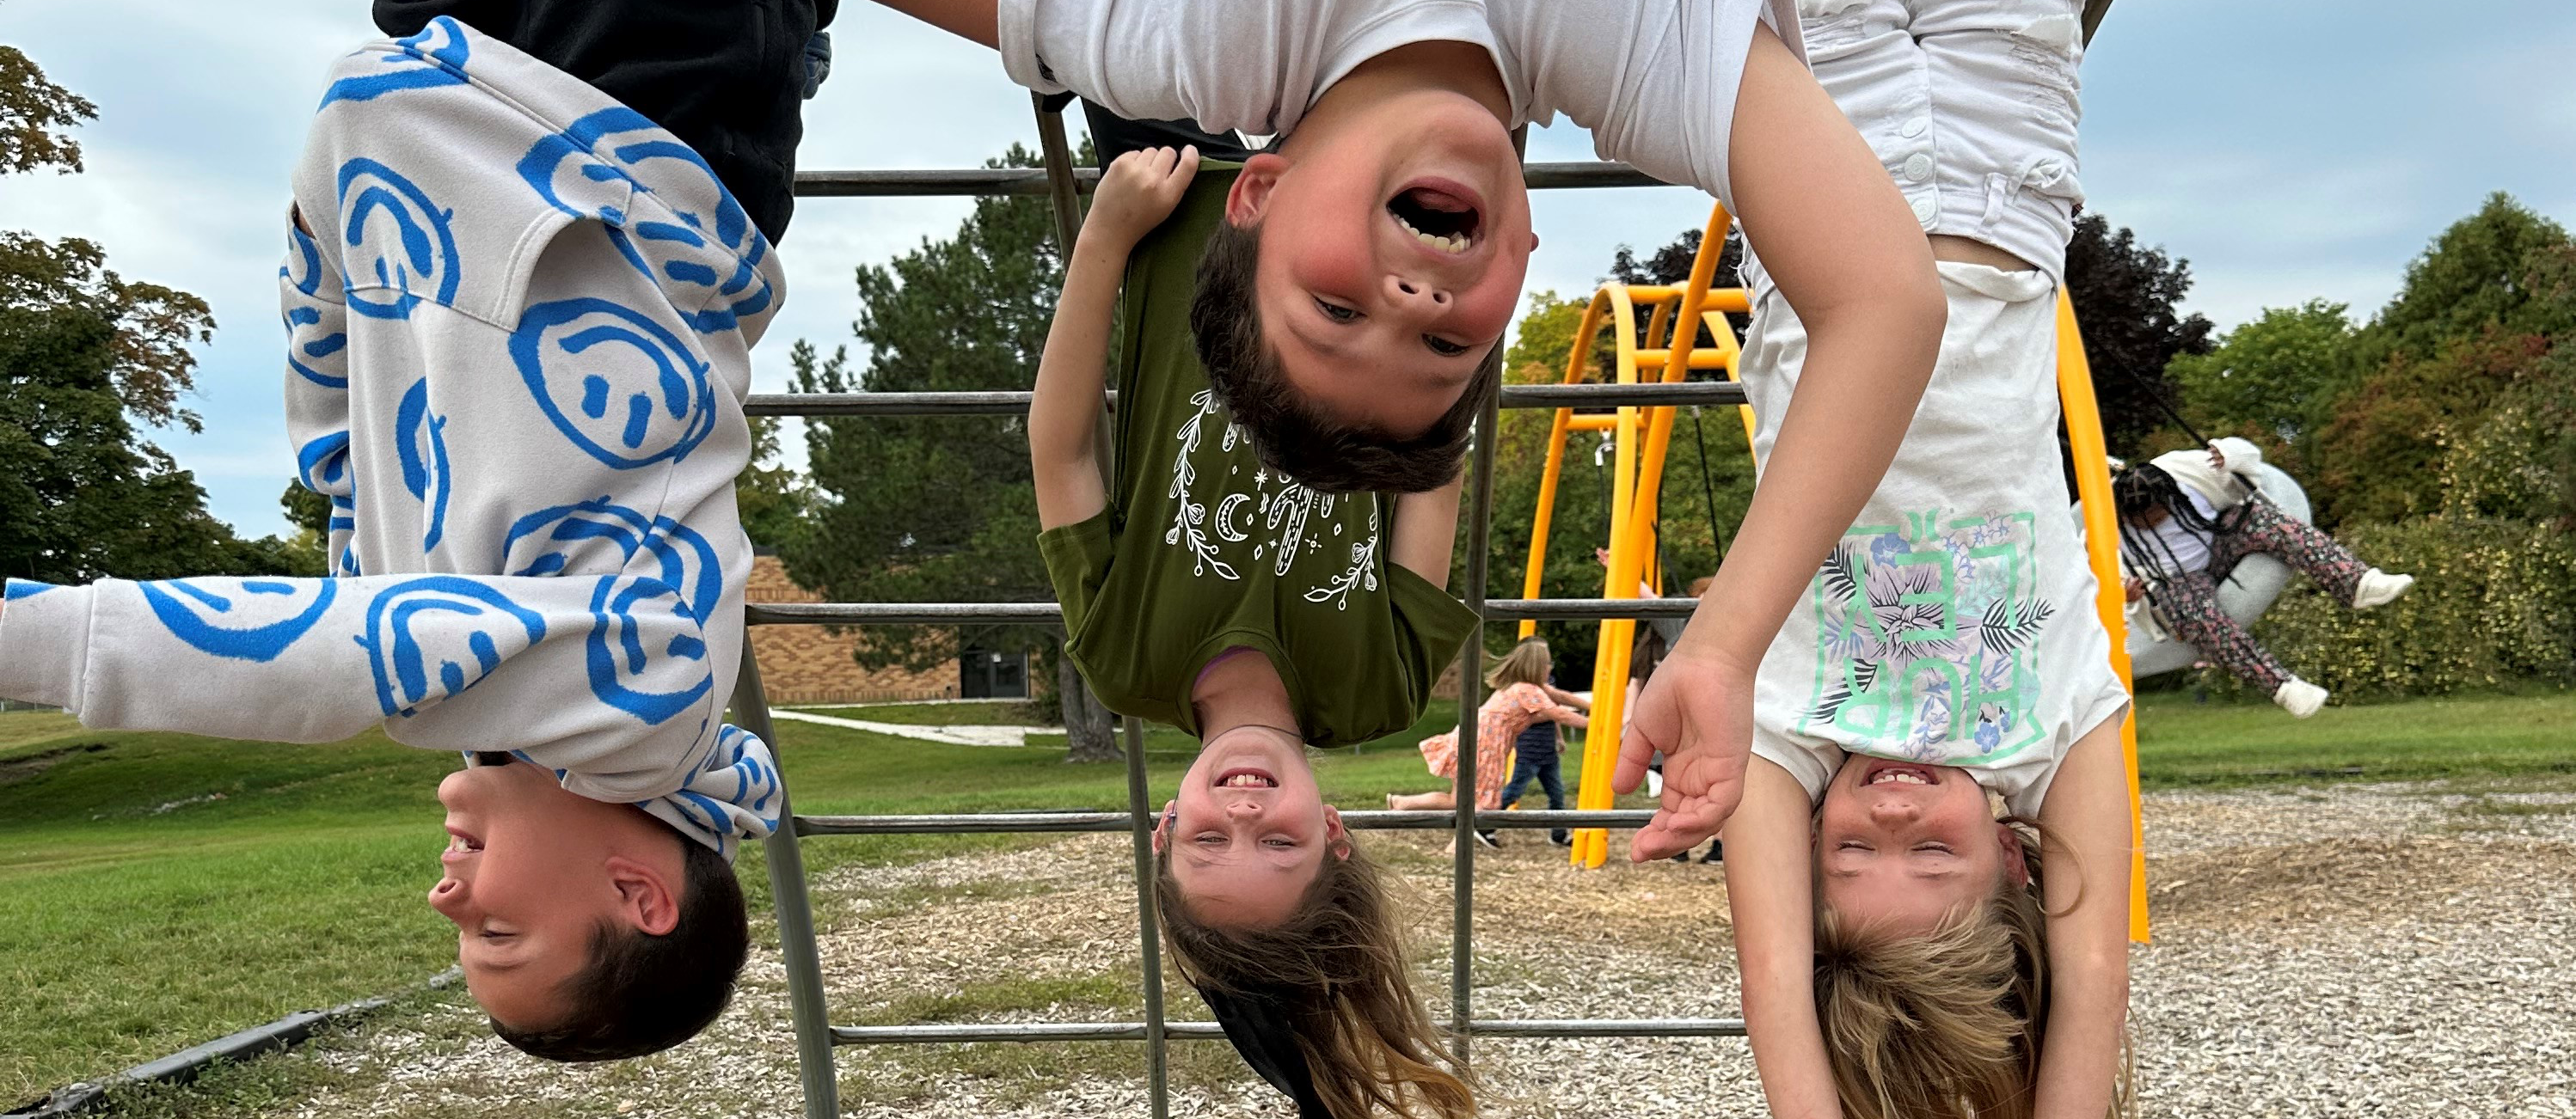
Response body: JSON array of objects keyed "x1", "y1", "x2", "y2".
[{"x1": 768, "y1": 708, "x2": 1053, "y2": 747}]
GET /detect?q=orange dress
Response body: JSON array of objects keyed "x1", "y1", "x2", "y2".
[{"x1": 1417, "y1": 682, "x2": 1579, "y2": 810}]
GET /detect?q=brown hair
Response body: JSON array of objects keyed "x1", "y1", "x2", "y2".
[
  {"x1": 1156, "y1": 842, "x2": 1475, "y2": 1118},
  {"x1": 491, "y1": 833, "x2": 750, "y2": 1061},
  {"x1": 1812, "y1": 822, "x2": 2133, "y2": 1119},
  {"x1": 1485, "y1": 637, "x2": 1552, "y2": 692},
  {"x1": 1190, "y1": 218, "x2": 1496, "y2": 495}
]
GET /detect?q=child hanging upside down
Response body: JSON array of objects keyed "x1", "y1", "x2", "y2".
[
  {"x1": 0, "y1": 5, "x2": 831, "y2": 1061},
  {"x1": 2116, "y1": 437, "x2": 2414, "y2": 718},
  {"x1": 1029, "y1": 144, "x2": 1479, "y2": 1119},
  {"x1": 1613, "y1": 3, "x2": 2138, "y2": 1116},
  {"x1": 1389, "y1": 638, "x2": 1591, "y2": 847}
]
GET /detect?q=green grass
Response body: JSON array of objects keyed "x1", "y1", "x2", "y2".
[
  {"x1": 794, "y1": 700, "x2": 1040, "y2": 725},
  {"x1": 8, "y1": 687, "x2": 2574, "y2": 1104},
  {"x1": 2131, "y1": 689, "x2": 2576, "y2": 788}
]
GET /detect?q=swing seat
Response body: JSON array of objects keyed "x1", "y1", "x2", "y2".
[{"x1": 2077, "y1": 462, "x2": 2314, "y2": 679}]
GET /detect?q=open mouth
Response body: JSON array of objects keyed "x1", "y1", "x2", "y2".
[
  {"x1": 443, "y1": 825, "x2": 484, "y2": 860},
  {"x1": 1863, "y1": 761, "x2": 1941, "y2": 788},
  {"x1": 1387, "y1": 180, "x2": 1483, "y2": 254},
  {"x1": 1213, "y1": 767, "x2": 1279, "y2": 790}
]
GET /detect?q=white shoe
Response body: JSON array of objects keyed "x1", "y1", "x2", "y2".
[
  {"x1": 2353, "y1": 569, "x2": 2413, "y2": 609},
  {"x1": 2273, "y1": 679, "x2": 2328, "y2": 718}
]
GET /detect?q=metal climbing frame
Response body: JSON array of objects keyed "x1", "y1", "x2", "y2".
[{"x1": 734, "y1": 95, "x2": 1755, "y2": 1119}]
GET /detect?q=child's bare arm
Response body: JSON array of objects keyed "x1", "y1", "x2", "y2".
[
  {"x1": 1613, "y1": 24, "x2": 1943, "y2": 857},
  {"x1": 1727, "y1": 758, "x2": 1843, "y2": 1119},
  {"x1": 2033, "y1": 713, "x2": 2136, "y2": 1119},
  {"x1": 1029, "y1": 146, "x2": 1196, "y2": 530},
  {"x1": 868, "y1": 0, "x2": 999, "y2": 48},
  {"x1": 1389, "y1": 474, "x2": 1464, "y2": 588}
]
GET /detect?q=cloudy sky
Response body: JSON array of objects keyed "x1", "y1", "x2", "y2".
[{"x1": 6, "y1": 0, "x2": 2572, "y2": 537}]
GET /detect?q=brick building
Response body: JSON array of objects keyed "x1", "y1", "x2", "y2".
[{"x1": 745, "y1": 552, "x2": 1031, "y2": 705}]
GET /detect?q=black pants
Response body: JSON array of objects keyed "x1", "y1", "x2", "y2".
[{"x1": 1080, "y1": 101, "x2": 1261, "y2": 164}]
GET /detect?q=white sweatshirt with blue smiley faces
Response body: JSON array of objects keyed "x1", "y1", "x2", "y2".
[{"x1": 0, "y1": 17, "x2": 781, "y2": 859}]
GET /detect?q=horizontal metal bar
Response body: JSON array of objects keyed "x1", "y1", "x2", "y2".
[
  {"x1": 750, "y1": 599, "x2": 1697, "y2": 628},
  {"x1": 747, "y1": 602, "x2": 1062, "y2": 627},
  {"x1": 1500, "y1": 382, "x2": 1746, "y2": 408},
  {"x1": 744, "y1": 382, "x2": 1745, "y2": 419},
  {"x1": 794, "y1": 162, "x2": 1662, "y2": 199},
  {"x1": 796, "y1": 809, "x2": 1655, "y2": 837},
  {"x1": 1482, "y1": 598, "x2": 1698, "y2": 621},
  {"x1": 831, "y1": 1016, "x2": 1742, "y2": 1046}
]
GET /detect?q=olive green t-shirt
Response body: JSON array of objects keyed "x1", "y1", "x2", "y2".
[{"x1": 1037, "y1": 166, "x2": 1476, "y2": 747}]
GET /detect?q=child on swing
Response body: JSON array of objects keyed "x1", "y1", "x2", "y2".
[
  {"x1": 0, "y1": 3, "x2": 832, "y2": 1061},
  {"x1": 2116, "y1": 437, "x2": 2414, "y2": 718},
  {"x1": 1617, "y1": 2, "x2": 2137, "y2": 1116}
]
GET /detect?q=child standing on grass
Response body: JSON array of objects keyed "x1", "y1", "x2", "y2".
[
  {"x1": 1616, "y1": 2, "x2": 2137, "y2": 1116},
  {"x1": 0, "y1": 5, "x2": 831, "y2": 1061},
  {"x1": 2117, "y1": 437, "x2": 2414, "y2": 718}
]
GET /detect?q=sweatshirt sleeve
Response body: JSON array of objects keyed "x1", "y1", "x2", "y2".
[
  {"x1": 2212, "y1": 437, "x2": 2266, "y2": 477},
  {"x1": 0, "y1": 571, "x2": 728, "y2": 801}
]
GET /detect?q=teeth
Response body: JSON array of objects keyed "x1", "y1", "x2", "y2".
[
  {"x1": 1222, "y1": 774, "x2": 1270, "y2": 788},
  {"x1": 1870, "y1": 769, "x2": 1929, "y2": 786},
  {"x1": 1394, "y1": 213, "x2": 1469, "y2": 254}
]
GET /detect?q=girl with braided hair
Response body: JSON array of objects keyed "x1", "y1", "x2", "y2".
[{"x1": 2113, "y1": 437, "x2": 2414, "y2": 718}]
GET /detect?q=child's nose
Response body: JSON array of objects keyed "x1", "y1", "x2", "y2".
[
  {"x1": 426, "y1": 876, "x2": 467, "y2": 921},
  {"x1": 1383, "y1": 273, "x2": 1451, "y2": 312},
  {"x1": 1868, "y1": 799, "x2": 1920, "y2": 823}
]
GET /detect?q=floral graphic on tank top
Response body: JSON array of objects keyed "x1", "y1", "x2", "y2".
[
  {"x1": 1799, "y1": 509, "x2": 2054, "y2": 761},
  {"x1": 1162, "y1": 388, "x2": 1382, "y2": 608}
]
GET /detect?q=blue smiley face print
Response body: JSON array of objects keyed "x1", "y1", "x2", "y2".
[
  {"x1": 139, "y1": 579, "x2": 340, "y2": 663},
  {"x1": 510, "y1": 297, "x2": 718, "y2": 470},
  {"x1": 515, "y1": 107, "x2": 775, "y2": 335}
]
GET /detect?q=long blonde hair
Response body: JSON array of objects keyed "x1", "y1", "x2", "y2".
[
  {"x1": 1156, "y1": 847, "x2": 1475, "y2": 1119},
  {"x1": 1485, "y1": 638, "x2": 1552, "y2": 692},
  {"x1": 1812, "y1": 822, "x2": 2133, "y2": 1119}
]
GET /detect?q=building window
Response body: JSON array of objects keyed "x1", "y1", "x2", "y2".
[{"x1": 959, "y1": 646, "x2": 1028, "y2": 699}]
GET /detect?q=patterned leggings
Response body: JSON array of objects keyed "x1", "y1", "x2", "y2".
[{"x1": 2155, "y1": 498, "x2": 2371, "y2": 693}]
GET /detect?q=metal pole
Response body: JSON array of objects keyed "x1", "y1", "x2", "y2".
[
  {"x1": 1030, "y1": 93, "x2": 1087, "y2": 263},
  {"x1": 791, "y1": 161, "x2": 1665, "y2": 199},
  {"x1": 730, "y1": 646, "x2": 839, "y2": 1119},
  {"x1": 1449, "y1": 383, "x2": 1504, "y2": 1067},
  {"x1": 740, "y1": 382, "x2": 1747, "y2": 419},
  {"x1": 794, "y1": 808, "x2": 1659, "y2": 836},
  {"x1": 829, "y1": 1016, "x2": 1745, "y2": 1045},
  {"x1": 1120, "y1": 715, "x2": 1170, "y2": 1119}
]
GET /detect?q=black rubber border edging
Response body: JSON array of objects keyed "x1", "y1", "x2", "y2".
[{"x1": 4, "y1": 969, "x2": 461, "y2": 1118}]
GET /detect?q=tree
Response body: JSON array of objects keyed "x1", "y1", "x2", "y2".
[
  {"x1": 2064, "y1": 211, "x2": 2217, "y2": 458},
  {"x1": 2358, "y1": 193, "x2": 2572, "y2": 367},
  {"x1": 781, "y1": 143, "x2": 1120, "y2": 761},
  {"x1": 1, "y1": 52, "x2": 296, "y2": 584},
  {"x1": 2167, "y1": 299, "x2": 2357, "y2": 464},
  {"x1": 737, "y1": 414, "x2": 812, "y2": 552},
  {"x1": 2297, "y1": 197, "x2": 2576, "y2": 529}
]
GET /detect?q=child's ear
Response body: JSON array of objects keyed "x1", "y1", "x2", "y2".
[
  {"x1": 1151, "y1": 799, "x2": 1177, "y2": 855},
  {"x1": 1225, "y1": 153, "x2": 1291, "y2": 227},
  {"x1": 605, "y1": 854, "x2": 682, "y2": 935},
  {"x1": 1322, "y1": 804, "x2": 1352, "y2": 861},
  {"x1": 1996, "y1": 822, "x2": 2030, "y2": 887}
]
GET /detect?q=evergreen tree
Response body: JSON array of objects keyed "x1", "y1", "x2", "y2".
[{"x1": 782, "y1": 144, "x2": 1119, "y2": 761}]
